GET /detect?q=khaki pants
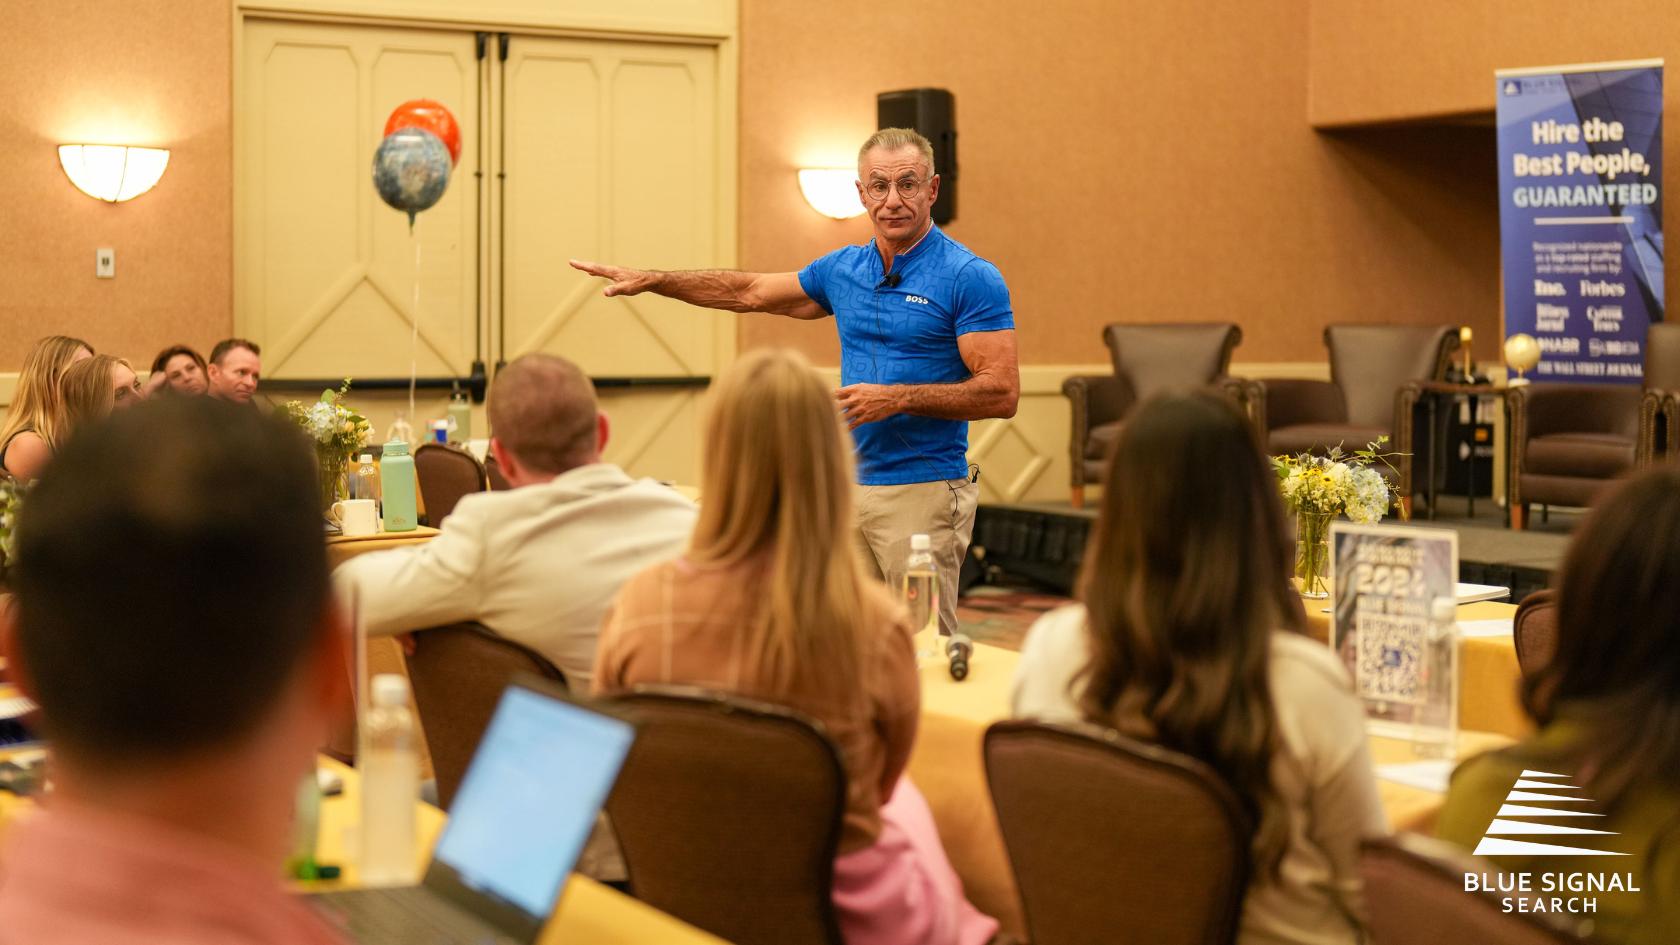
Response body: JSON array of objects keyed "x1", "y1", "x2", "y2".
[{"x1": 854, "y1": 477, "x2": 979, "y2": 637}]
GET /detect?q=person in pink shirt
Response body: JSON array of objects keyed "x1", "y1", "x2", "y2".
[{"x1": 0, "y1": 396, "x2": 352, "y2": 945}]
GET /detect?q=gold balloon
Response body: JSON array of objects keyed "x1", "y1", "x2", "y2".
[{"x1": 1504, "y1": 333, "x2": 1541, "y2": 376}]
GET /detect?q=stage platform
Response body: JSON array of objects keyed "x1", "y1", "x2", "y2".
[{"x1": 969, "y1": 495, "x2": 1576, "y2": 603}]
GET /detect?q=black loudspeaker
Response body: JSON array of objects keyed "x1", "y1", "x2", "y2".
[{"x1": 877, "y1": 88, "x2": 956, "y2": 225}]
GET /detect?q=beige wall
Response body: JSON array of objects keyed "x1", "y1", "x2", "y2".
[
  {"x1": 1310, "y1": 0, "x2": 1678, "y2": 348},
  {"x1": 4, "y1": 1, "x2": 1666, "y2": 382},
  {"x1": 0, "y1": 0, "x2": 232, "y2": 371},
  {"x1": 736, "y1": 0, "x2": 1512, "y2": 366}
]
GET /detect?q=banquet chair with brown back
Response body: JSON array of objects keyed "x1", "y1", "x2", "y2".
[
  {"x1": 984, "y1": 720, "x2": 1251, "y2": 945},
  {"x1": 1360, "y1": 834, "x2": 1590, "y2": 944},
  {"x1": 406, "y1": 621, "x2": 568, "y2": 808},
  {"x1": 483, "y1": 451, "x2": 511, "y2": 491},
  {"x1": 413, "y1": 443, "x2": 486, "y2": 525},
  {"x1": 604, "y1": 686, "x2": 847, "y2": 945},
  {"x1": 1512, "y1": 588, "x2": 1559, "y2": 682},
  {"x1": 1061, "y1": 323, "x2": 1245, "y2": 507}
]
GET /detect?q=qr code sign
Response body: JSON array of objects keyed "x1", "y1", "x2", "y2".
[{"x1": 1354, "y1": 614, "x2": 1425, "y2": 706}]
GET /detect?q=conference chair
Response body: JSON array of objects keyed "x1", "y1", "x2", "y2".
[
  {"x1": 483, "y1": 451, "x2": 511, "y2": 491},
  {"x1": 604, "y1": 686, "x2": 847, "y2": 945},
  {"x1": 406, "y1": 621, "x2": 568, "y2": 808},
  {"x1": 1511, "y1": 588, "x2": 1559, "y2": 682},
  {"x1": 1247, "y1": 324, "x2": 1459, "y2": 517},
  {"x1": 1062, "y1": 323, "x2": 1245, "y2": 507},
  {"x1": 1360, "y1": 834, "x2": 1591, "y2": 944},
  {"x1": 413, "y1": 442, "x2": 487, "y2": 525},
  {"x1": 1508, "y1": 323, "x2": 1680, "y2": 528},
  {"x1": 984, "y1": 720, "x2": 1250, "y2": 945}
]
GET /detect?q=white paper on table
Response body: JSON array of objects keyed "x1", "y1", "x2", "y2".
[
  {"x1": 1457, "y1": 618, "x2": 1515, "y2": 638},
  {"x1": 465, "y1": 438, "x2": 490, "y2": 461},
  {"x1": 1376, "y1": 759, "x2": 1457, "y2": 793},
  {"x1": 1455, "y1": 582, "x2": 1511, "y2": 604}
]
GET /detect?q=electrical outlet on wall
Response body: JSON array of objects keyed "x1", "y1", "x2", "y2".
[{"x1": 96, "y1": 248, "x2": 115, "y2": 278}]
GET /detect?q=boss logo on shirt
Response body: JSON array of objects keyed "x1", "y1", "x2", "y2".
[{"x1": 904, "y1": 295, "x2": 931, "y2": 305}]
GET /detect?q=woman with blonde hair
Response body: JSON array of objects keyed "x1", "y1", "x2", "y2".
[
  {"x1": 1011, "y1": 392, "x2": 1386, "y2": 945},
  {"x1": 594, "y1": 348, "x2": 997, "y2": 945},
  {"x1": 0, "y1": 335, "x2": 94, "y2": 481},
  {"x1": 58, "y1": 355, "x2": 145, "y2": 440}
]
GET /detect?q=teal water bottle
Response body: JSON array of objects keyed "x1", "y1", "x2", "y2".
[{"x1": 380, "y1": 441, "x2": 418, "y2": 533}]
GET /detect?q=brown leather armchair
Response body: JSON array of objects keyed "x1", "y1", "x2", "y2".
[
  {"x1": 1507, "y1": 323, "x2": 1680, "y2": 528},
  {"x1": 1248, "y1": 324, "x2": 1460, "y2": 516},
  {"x1": 1062, "y1": 323, "x2": 1243, "y2": 507}
]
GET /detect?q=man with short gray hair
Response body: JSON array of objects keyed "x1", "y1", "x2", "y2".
[
  {"x1": 570, "y1": 127, "x2": 1017, "y2": 638},
  {"x1": 334, "y1": 353, "x2": 697, "y2": 686}
]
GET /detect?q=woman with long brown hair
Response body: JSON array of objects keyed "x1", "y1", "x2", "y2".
[
  {"x1": 1438, "y1": 468, "x2": 1680, "y2": 942},
  {"x1": 594, "y1": 348, "x2": 997, "y2": 945},
  {"x1": 1011, "y1": 392, "x2": 1385, "y2": 945},
  {"x1": 0, "y1": 335, "x2": 94, "y2": 481}
]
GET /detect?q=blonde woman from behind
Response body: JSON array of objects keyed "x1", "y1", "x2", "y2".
[
  {"x1": 594, "y1": 348, "x2": 998, "y2": 945},
  {"x1": 0, "y1": 335, "x2": 94, "y2": 481}
]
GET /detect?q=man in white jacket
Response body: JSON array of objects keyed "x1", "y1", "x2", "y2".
[{"x1": 335, "y1": 354, "x2": 697, "y2": 687}]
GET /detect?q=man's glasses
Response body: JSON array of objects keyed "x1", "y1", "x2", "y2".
[{"x1": 861, "y1": 175, "x2": 934, "y2": 202}]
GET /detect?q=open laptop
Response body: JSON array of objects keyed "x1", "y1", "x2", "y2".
[{"x1": 309, "y1": 676, "x2": 635, "y2": 944}]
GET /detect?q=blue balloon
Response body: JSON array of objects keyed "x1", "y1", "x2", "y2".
[{"x1": 372, "y1": 127, "x2": 451, "y2": 225}]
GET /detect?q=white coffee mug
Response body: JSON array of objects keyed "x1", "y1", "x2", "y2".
[{"x1": 330, "y1": 498, "x2": 380, "y2": 537}]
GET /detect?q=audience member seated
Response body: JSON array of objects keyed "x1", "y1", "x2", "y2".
[
  {"x1": 206, "y1": 338, "x2": 263, "y2": 404},
  {"x1": 1010, "y1": 392, "x2": 1386, "y2": 945},
  {"x1": 0, "y1": 335, "x2": 94, "y2": 482},
  {"x1": 1436, "y1": 468, "x2": 1680, "y2": 943},
  {"x1": 336, "y1": 353, "x2": 696, "y2": 687},
  {"x1": 59, "y1": 355, "x2": 145, "y2": 439},
  {"x1": 594, "y1": 348, "x2": 998, "y2": 945},
  {"x1": 0, "y1": 397, "x2": 350, "y2": 945},
  {"x1": 147, "y1": 344, "x2": 209, "y2": 397}
]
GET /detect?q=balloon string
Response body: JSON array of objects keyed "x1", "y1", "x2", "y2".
[{"x1": 410, "y1": 220, "x2": 421, "y2": 431}]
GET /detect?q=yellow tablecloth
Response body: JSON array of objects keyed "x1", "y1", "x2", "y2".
[
  {"x1": 1304, "y1": 599, "x2": 1529, "y2": 739},
  {"x1": 907, "y1": 633, "x2": 1513, "y2": 942}
]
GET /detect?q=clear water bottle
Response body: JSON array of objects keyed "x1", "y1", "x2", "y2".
[
  {"x1": 349, "y1": 454, "x2": 380, "y2": 510},
  {"x1": 447, "y1": 383, "x2": 472, "y2": 443},
  {"x1": 360, "y1": 674, "x2": 418, "y2": 885},
  {"x1": 1412, "y1": 596, "x2": 1459, "y2": 759},
  {"x1": 903, "y1": 534, "x2": 940, "y2": 656}
]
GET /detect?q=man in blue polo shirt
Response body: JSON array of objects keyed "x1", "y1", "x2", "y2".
[{"x1": 571, "y1": 128, "x2": 1018, "y2": 637}]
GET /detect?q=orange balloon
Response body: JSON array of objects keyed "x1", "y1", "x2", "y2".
[{"x1": 384, "y1": 99, "x2": 461, "y2": 167}]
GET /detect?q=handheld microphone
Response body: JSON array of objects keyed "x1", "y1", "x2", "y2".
[
  {"x1": 946, "y1": 633, "x2": 973, "y2": 681},
  {"x1": 877, "y1": 272, "x2": 901, "y2": 289}
]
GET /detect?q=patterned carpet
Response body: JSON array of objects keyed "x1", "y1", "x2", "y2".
[{"x1": 954, "y1": 585, "x2": 1071, "y2": 651}]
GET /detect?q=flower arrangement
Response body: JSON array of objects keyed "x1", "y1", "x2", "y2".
[
  {"x1": 0, "y1": 477, "x2": 23, "y2": 582},
  {"x1": 282, "y1": 380, "x2": 372, "y2": 511},
  {"x1": 1272, "y1": 439, "x2": 1400, "y2": 597}
]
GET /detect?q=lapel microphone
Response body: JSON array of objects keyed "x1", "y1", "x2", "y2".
[{"x1": 877, "y1": 272, "x2": 901, "y2": 289}]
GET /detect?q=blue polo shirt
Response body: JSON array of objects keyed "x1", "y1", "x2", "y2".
[{"x1": 798, "y1": 225, "x2": 1014, "y2": 486}]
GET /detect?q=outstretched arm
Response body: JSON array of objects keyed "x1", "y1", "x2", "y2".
[
  {"x1": 568, "y1": 259, "x2": 829, "y2": 320},
  {"x1": 836, "y1": 329, "x2": 1019, "y2": 430}
]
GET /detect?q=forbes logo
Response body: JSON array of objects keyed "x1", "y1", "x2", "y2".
[{"x1": 904, "y1": 294, "x2": 931, "y2": 305}]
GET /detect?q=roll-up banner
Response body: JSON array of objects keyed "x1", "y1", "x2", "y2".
[{"x1": 1497, "y1": 60, "x2": 1663, "y2": 383}]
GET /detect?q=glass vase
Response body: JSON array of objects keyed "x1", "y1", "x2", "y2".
[
  {"x1": 1294, "y1": 509, "x2": 1334, "y2": 600},
  {"x1": 317, "y1": 447, "x2": 350, "y2": 516}
]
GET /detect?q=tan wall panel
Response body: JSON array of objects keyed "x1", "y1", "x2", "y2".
[
  {"x1": 0, "y1": 0, "x2": 232, "y2": 371},
  {"x1": 1308, "y1": 0, "x2": 1677, "y2": 348},
  {"x1": 737, "y1": 0, "x2": 1504, "y2": 367}
]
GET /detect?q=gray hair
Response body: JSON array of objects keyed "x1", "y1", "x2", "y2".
[{"x1": 858, "y1": 128, "x2": 935, "y2": 176}]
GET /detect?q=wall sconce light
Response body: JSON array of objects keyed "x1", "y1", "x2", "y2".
[
  {"x1": 58, "y1": 145, "x2": 171, "y2": 202},
  {"x1": 798, "y1": 168, "x2": 865, "y2": 219}
]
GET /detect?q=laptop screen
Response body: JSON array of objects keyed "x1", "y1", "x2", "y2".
[{"x1": 430, "y1": 686, "x2": 634, "y2": 918}]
